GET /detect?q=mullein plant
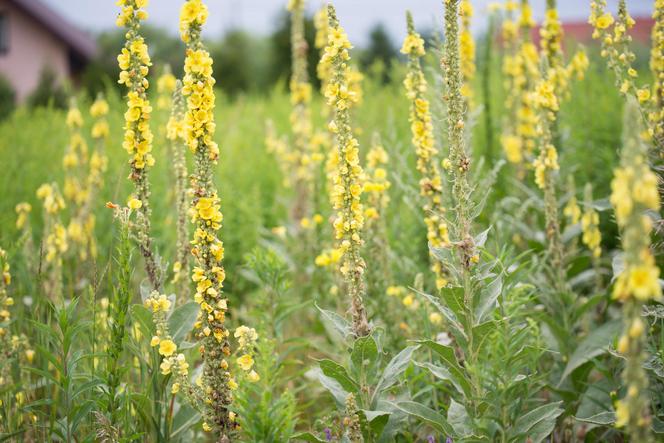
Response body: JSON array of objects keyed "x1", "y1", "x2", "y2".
[
  {"x1": 322, "y1": 4, "x2": 369, "y2": 337},
  {"x1": 362, "y1": 132, "x2": 392, "y2": 295},
  {"x1": 166, "y1": 81, "x2": 191, "y2": 301},
  {"x1": 83, "y1": 95, "x2": 111, "y2": 260},
  {"x1": 500, "y1": 0, "x2": 539, "y2": 170},
  {"x1": 398, "y1": 4, "x2": 565, "y2": 439},
  {"x1": 610, "y1": 98, "x2": 661, "y2": 442},
  {"x1": 63, "y1": 100, "x2": 90, "y2": 260},
  {"x1": 590, "y1": 0, "x2": 664, "y2": 153},
  {"x1": 459, "y1": 0, "x2": 476, "y2": 106},
  {"x1": 145, "y1": 290, "x2": 203, "y2": 409},
  {"x1": 314, "y1": 6, "x2": 331, "y2": 95},
  {"x1": 36, "y1": 183, "x2": 68, "y2": 300},
  {"x1": 0, "y1": 248, "x2": 33, "y2": 434},
  {"x1": 287, "y1": 0, "x2": 330, "y2": 297},
  {"x1": 15, "y1": 202, "x2": 37, "y2": 276},
  {"x1": 117, "y1": 0, "x2": 162, "y2": 290},
  {"x1": 156, "y1": 65, "x2": 177, "y2": 111},
  {"x1": 581, "y1": 183, "x2": 603, "y2": 289},
  {"x1": 287, "y1": 0, "x2": 315, "y2": 223},
  {"x1": 180, "y1": 0, "x2": 236, "y2": 437},
  {"x1": 532, "y1": 0, "x2": 587, "y2": 292},
  {"x1": 401, "y1": 12, "x2": 451, "y2": 290}
]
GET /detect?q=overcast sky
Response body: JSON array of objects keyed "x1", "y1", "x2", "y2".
[{"x1": 42, "y1": 0, "x2": 653, "y2": 46}]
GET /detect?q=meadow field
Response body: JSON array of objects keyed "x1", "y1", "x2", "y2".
[{"x1": 0, "y1": 0, "x2": 663, "y2": 442}]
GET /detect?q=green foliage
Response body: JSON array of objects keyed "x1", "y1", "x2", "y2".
[
  {"x1": 0, "y1": 73, "x2": 15, "y2": 121},
  {"x1": 360, "y1": 24, "x2": 397, "y2": 84},
  {"x1": 26, "y1": 68, "x2": 67, "y2": 110}
]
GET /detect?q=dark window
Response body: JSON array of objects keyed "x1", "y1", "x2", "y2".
[{"x1": 0, "y1": 12, "x2": 7, "y2": 55}]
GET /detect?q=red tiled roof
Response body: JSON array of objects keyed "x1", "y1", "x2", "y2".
[{"x1": 9, "y1": 0, "x2": 97, "y2": 60}]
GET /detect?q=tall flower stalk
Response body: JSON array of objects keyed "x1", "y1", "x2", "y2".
[
  {"x1": 79, "y1": 95, "x2": 110, "y2": 261},
  {"x1": 443, "y1": 0, "x2": 474, "y2": 270},
  {"x1": 323, "y1": 5, "x2": 369, "y2": 337},
  {"x1": 459, "y1": 0, "x2": 475, "y2": 105},
  {"x1": 117, "y1": 0, "x2": 161, "y2": 290},
  {"x1": 180, "y1": 0, "x2": 234, "y2": 437},
  {"x1": 532, "y1": 74, "x2": 564, "y2": 286},
  {"x1": 401, "y1": 12, "x2": 450, "y2": 289},
  {"x1": 287, "y1": 0, "x2": 315, "y2": 222},
  {"x1": 610, "y1": 98, "x2": 660, "y2": 442},
  {"x1": 167, "y1": 81, "x2": 191, "y2": 300},
  {"x1": 500, "y1": 0, "x2": 539, "y2": 169},
  {"x1": 37, "y1": 183, "x2": 67, "y2": 299},
  {"x1": 652, "y1": 1, "x2": 664, "y2": 148},
  {"x1": 63, "y1": 100, "x2": 90, "y2": 260},
  {"x1": 363, "y1": 132, "x2": 392, "y2": 292}
]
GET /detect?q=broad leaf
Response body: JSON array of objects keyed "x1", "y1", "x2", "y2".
[
  {"x1": 291, "y1": 432, "x2": 327, "y2": 442},
  {"x1": 315, "y1": 368, "x2": 349, "y2": 406},
  {"x1": 168, "y1": 302, "x2": 199, "y2": 344},
  {"x1": 448, "y1": 399, "x2": 472, "y2": 437},
  {"x1": 475, "y1": 275, "x2": 502, "y2": 323},
  {"x1": 418, "y1": 340, "x2": 471, "y2": 397},
  {"x1": 412, "y1": 288, "x2": 466, "y2": 339},
  {"x1": 440, "y1": 286, "x2": 466, "y2": 326},
  {"x1": 319, "y1": 359, "x2": 359, "y2": 394},
  {"x1": 416, "y1": 362, "x2": 466, "y2": 398},
  {"x1": 512, "y1": 401, "x2": 563, "y2": 443},
  {"x1": 574, "y1": 411, "x2": 614, "y2": 425},
  {"x1": 560, "y1": 320, "x2": 622, "y2": 382},
  {"x1": 171, "y1": 404, "x2": 201, "y2": 438},
  {"x1": 316, "y1": 304, "x2": 351, "y2": 339},
  {"x1": 350, "y1": 335, "x2": 379, "y2": 380},
  {"x1": 395, "y1": 401, "x2": 456, "y2": 437},
  {"x1": 359, "y1": 410, "x2": 390, "y2": 439},
  {"x1": 471, "y1": 321, "x2": 496, "y2": 355},
  {"x1": 375, "y1": 346, "x2": 416, "y2": 393}
]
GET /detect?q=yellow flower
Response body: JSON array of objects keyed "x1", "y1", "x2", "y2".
[
  {"x1": 400, "y1": 34, "x2": 425, "y2": 56},
  {"x1": 614, "y1": 400, "x2": 628, "y2": 427},
  {"x1": 627, "y1": 264, "x2": 661, "y2": 301},
  {"x1": 66, "y1": 107, "x2": 83, "y2": 128},
  {"x1": 636, "y1": 88, "x2": 651, "y2": 103},
  {"x1": 90, "y1": 98, "x2": 109, "y2": 117},
  {"x1": 594, "y1": 13, "x2": 614, "y2": 30},
  {"x1": 429, "y1": 312, "x2": 443, "y2": 325},
  {"x1": 158, "y1": 339, "x2": 177, "y2": 357},
  {"x1": 247, "y1": 369, "x2": 260, "y2": 382},
  {"x1": 128, "y1": 198, "x2": 142, "y2": 210},
  {"x1": 237, "y1": 354, "x2": 254, "y2": 371}
]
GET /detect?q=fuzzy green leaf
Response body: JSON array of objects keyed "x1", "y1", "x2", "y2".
[
  {"x1": 316, "y1": 304, "x2": 352, "y2": 339},
  {"x1": 560, "y1": 320, "x2": 622, "y2": 382},
  {"x1": 319, "y1": 359, "x2": 359, "y2": 394},
  {"x1": 168, "y1": 301, "x2": 199, "y2": 344},
  {"x1": 475, "y1": 275, "x2": 501, "y2": 323},
  {"x1": 418, "y1": 340, "x2": 471, "y2": 397},
  {"x1": 395, "y1": 401, "x2": 456, "y2": 436},
  {"x1": 512, "y1": 401, "x2": 563, "y2": 443},
  {"x1": 375, "y1": 346, "x2": 416, "y2": 393},
  {"x1": 291, "y1": 432, "x2": 327, "y2": 442},
  {"x1": 350, "y1": 335, "x2": 378, "y2": 380}
]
